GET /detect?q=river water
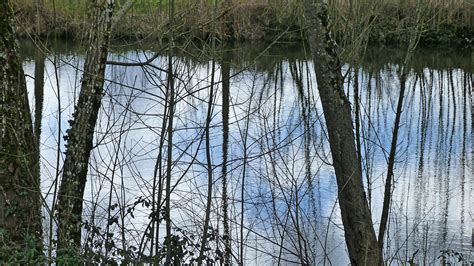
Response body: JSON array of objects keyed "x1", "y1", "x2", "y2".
[{"x1": 22, "y1": 41, "x2": 473, "y2": 265}]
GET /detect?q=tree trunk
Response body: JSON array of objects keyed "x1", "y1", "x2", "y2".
[
  {"x1": 302, "y1": 1, "x2": 382, "y2": 265},
  {"x1": 0, "y1": 0, "x2": 42, "y2": 255},
  {"x1": 165, "y1": 0, "x2": 175, "y2": 264},
  {"x1": 197, "y1": 54, "x2": 216, "y2": 266},
  {"x1": 220, "y1": 47, "x2": 232, "y2": 266},
  {"x1": 34, "y1": 49, "x2": 45, "y2": 156},
  {"x1": 221, "y1": 0, "x2": 234, "y2": 40},
  {"x1": 377, "y1": 69, "x2": 407, "y2": 256},
  {"x1": 56, "y1": 0, "x2": 115, "y2": 254}
]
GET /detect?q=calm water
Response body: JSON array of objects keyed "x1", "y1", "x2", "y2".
[{"x1": 22, "y1": 42, "x2": 473, "y2": 265}]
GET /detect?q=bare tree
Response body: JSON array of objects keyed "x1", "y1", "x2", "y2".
[
  {"x1": 302, "y1": 0, "x2": 382, "y2": 264},
  {"x1": 56, "y1": 0, "x2": 115, "y2": 255},
  {"x1": 378, "y1": 5, "x2": 425, "y2": 256}
]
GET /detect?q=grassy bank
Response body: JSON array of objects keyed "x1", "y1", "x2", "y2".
[{"x1": 13, "y1": 0, "x2": 474, "y2": 47}]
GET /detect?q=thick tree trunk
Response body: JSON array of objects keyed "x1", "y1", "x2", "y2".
[
  {"x1": 302, "y1": 1, "x2": 382, "y2": 265},
  {"x1": 0, "y1": 0, "x2": 42, "y2": 255},
  {"x1": 56, "y1": 0, "x2": 115, "y2": 254}
]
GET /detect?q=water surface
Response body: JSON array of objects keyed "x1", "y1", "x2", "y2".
[{"x1": 22, "y1": 41, "x2": 473, "y2": 264}]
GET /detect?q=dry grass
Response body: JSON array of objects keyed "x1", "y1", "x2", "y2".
[{"x1": 11, "y1": 0, "x2": 474, "y2": 45}]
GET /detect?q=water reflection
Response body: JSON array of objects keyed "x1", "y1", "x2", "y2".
[{"x1": 22, "y1": 42, "x2": 473, "y2": 264}]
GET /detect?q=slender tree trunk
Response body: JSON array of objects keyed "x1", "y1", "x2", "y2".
[
  {"x1": 151, "y1": 78, "x2": 169, "y2": 259},
  {"x1": 150, "y1": 72, "x2": 169, "y2": 260},
  {"x1": 34, "y1": 49, "x2": 45, "y2": 155},
  {"x1": 164, "y1": 57, "x2": 175, "y2": 264},
  {"x1": 378, "y1": 28, "x2": 420, "y2": 256},
  {"x1": 239, "y1": 83, "x2": 252, "y2": 266},
  {"x1": 34, "y1": 0, "x2": 44, "y2": 37},
  {"x1": 198, "y1": 2, "x2": 217, "y2": 263},
  {"x1": 354, "y1": 68, "x2": 363, "y2": 181},
  {"x1": 377, "y1": 69, "x2": 407, "y2": 257},
  {"x1": 219, "y1": 0, "x2": 233, "y2": 261},
  {"x1": 165, "y1": 1, "x2": 175, "y2": 263},
  {"x1": 0, "y1": 0, "x2": 42, "y2": 255},
  {"x1": 56, "y1": 0, "x2": 115, "y2": 254},
  {"x1": 302, "y1": 1, "x2": 382, "y2": 265},
  {"x1": 33, "y1": 4, "x2": 46, "y2": 250},
  {"x1": 221, "y1": 0, "x2": 234, "y2": 40},
  {"x1": 220, "y1": 48, "x2": 232, "y2": 266},
  {"x1": 198, "y1": 53, "x2": 216, "y2": 266}
]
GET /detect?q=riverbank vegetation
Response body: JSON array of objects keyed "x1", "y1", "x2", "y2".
[{"x1": 13, "y1": 0, "x2": 474, "y2": 47}]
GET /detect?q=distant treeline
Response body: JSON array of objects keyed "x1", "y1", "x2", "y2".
[{"x1": 13, "y1": 0, "x2": 474, "y2": 47}]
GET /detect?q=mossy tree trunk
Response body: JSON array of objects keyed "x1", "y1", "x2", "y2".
[
  {"x1": 302, "y1": 0, "x2": 382, "y2": 265},
  {"x1": 55, "y1": 0, "x2": 115, "y2": 255},
  {"x1": 0, "y1": 0, "x2": 43, "y2": 256}
]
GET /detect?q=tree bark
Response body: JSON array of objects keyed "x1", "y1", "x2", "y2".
[
  {"x1": 302, "y1": 1, "x2": 382, "y2": 265},
  {"x1": 34, "y1": 49, "x2": 45, "y2": 156},
  {"x1": 56, "y1": 0, "x2": 115, "y2": 254},
  {"x1": 111, "y1": 0, "x2": 134, "y2": 30},
  {"x1": 220, "y1": 48, "x2": 232, "y2": 266},
  {"x1": 0, "y1": 0, "x2": 42, "y2": 255}
]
